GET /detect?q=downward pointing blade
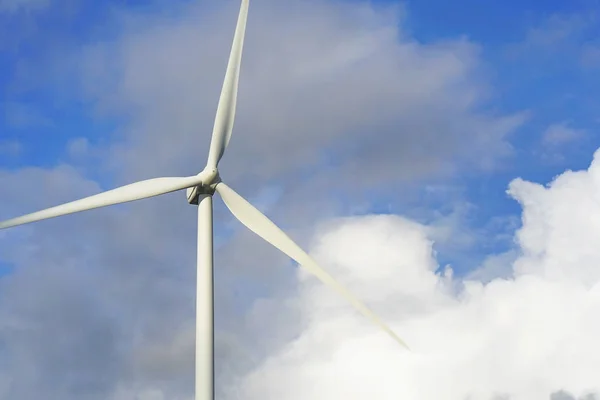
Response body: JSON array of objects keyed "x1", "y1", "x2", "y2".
[
  {"x1": 206, "y1": 0, "x2": 249, "y2": 169},
  {"x1": 215, "y1": 182, "x2": 409, "y2": 349},
  {"x1": 0, "y1": 175, "x2": 204, "y2": 230}
]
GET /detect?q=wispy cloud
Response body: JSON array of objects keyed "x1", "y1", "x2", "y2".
[
  {"x1": 504, "y1": 11, "x2": 600, "y2": 77},
  {"x1": 3, "y1": 101, "x2": 52, "y2": 130},
  {"x1": 0, "y1": 139, "x2": 21, "y2": 156},
  {"x1": 542, "y1": 122, "x2": 586, "y2": 147},
  {"x1": 581, "y1": 43, "x2": 600, "y2": 69},
  {"x1": 536, "y1": 122, "x2": 587, "y2": 164},
  {"x1": 0, "y1": 0, "x2": 50, "y2": 13},
  {"x1": 507, "y1": 13, "x2": 593, "y2": 56},
  {"x1": 77, "y1": 0, "x2": 524, "y2": 186}
]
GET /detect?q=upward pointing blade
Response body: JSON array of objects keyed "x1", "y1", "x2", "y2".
[
  {"x1": 0, "y1": 175, "x2": 204, "y2": 230},
  {"x1": 206, "y1": 0, "x2": 249, "y2": 169},
  {"x1": 215, "y1": 182, "x2": 410, "y2": 349}
]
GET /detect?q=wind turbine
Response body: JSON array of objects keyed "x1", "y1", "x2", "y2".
[{"x1": 0, "y1": 0, "x2": 408, "y2": 399}]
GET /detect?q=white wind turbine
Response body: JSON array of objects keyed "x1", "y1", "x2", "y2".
[{"x1": 0, "y1": 0, "x2": 408, "y2": 399}]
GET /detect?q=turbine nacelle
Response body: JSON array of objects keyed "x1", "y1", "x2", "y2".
[{"x1": 186, "y1": 167, "x2": 220, "y2": 205}]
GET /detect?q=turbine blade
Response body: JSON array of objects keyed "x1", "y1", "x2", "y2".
[
  {"x1": 0, "y1": 175, "x2": 204, "y2": 230},
  {"x1": 206, "y1": 0, "x2": 249, "y2": 169},
  {"x1": 215, "y1": 182, "x2": 409, "y2": 349}
]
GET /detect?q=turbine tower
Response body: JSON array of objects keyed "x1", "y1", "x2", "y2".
[{"x1": 0, "y1": 1, "x2": 408, "y2": 398}]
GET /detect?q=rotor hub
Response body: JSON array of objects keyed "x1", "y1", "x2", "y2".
[{"x1": 186, "y1": 167, "x2": 220, "y2": 205}]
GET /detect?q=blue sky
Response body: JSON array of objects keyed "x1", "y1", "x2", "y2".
[
  {"x1": 3, "y1": 0, "x2": 598, "y2": 262},
  {"x1": 2, "y1": 0, "x2": 600, "y2": 398}
]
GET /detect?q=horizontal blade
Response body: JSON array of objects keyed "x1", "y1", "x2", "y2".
[
  {"x1": 206, "y1": 0, "x2": 249, "y2": 169},
  {"x1": 0, "y1": 175, "x2": 204, "y2": 230},
  {"x1": 215, "y1": 182, "x2": 409, "y2": 349}
]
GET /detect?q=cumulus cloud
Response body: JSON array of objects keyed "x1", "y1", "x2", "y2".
[{"x1": 235, "y1": 149, "x2": 600, "y2": 400}]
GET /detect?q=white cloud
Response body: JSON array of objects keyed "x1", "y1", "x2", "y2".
[{"x1": 234, "y1": 149, "x2": 600, "y2": 400}]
